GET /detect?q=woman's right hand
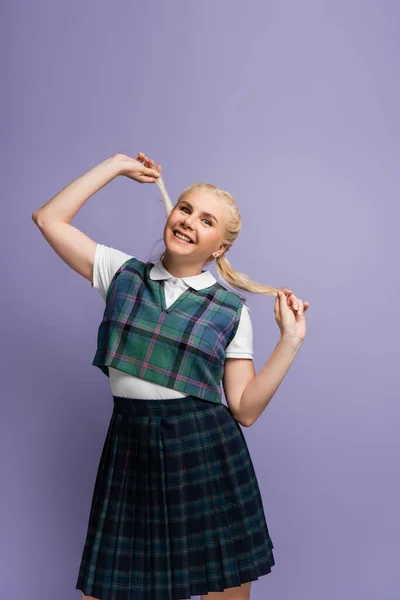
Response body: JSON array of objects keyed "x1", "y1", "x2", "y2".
[{"x1": 115, "y1": 153, "x2": 161, "y2": 183}]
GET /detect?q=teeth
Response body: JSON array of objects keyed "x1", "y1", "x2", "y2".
[{"x1": 174, "y1": 232, "x2": 192, "y2": 243}]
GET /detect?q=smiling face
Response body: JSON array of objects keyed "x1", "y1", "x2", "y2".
[{"x1": 162, "y1": 190, "x2": 229, "y2": 268}]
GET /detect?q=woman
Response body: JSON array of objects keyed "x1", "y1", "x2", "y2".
[{"x1": 32, "y1": 152, "x2": 309, "y2": 600}]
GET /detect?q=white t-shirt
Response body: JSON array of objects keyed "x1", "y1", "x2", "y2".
[{"x1": 92, "y1": 244, "x2": 254, "y2": 399}]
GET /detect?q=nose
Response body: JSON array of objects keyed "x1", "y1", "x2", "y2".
[{"x1": 180, "y1": 216, "x2": 195, "y2": 230}]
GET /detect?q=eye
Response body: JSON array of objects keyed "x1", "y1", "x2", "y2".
[{"x1": 179, "y1": 206, "x2": 212, "y2": 226}]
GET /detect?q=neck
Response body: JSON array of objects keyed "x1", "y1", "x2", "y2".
[{"x1": 161, "y1": 251, "x2": 206, "y2": 278}]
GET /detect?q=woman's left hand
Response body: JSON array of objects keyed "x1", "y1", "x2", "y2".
[{"x1": 275, "y1": 287, "x2": 310, "y2": 342}]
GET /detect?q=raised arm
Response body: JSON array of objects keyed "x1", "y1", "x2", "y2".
[{"x1": 32, "y1": 153, "x2": 160, "y2": 284}]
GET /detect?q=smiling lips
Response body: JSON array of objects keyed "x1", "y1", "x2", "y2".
[{"x1": 173, "y1": 230, "x2": 194, "y2": 244}]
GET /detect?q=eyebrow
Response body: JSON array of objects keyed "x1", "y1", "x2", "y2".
[{"x1": 180, "y1": 200, "x2": 219, "y2": 224}]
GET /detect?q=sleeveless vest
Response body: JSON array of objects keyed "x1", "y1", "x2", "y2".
[{"x1": 92, "y1": 256, "x2": 245, "y2": 404}]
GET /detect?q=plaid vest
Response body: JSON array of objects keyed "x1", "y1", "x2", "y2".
[{"x1": 92, "y1": 256, "x2": 245, "y2": 404}]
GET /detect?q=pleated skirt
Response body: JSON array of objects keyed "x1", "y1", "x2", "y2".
[{"x1": 76, "y1": 395, "x2": 275, "y2": 600}]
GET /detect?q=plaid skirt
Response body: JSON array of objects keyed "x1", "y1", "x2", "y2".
[{"x1": 76, "y1": 395, "x2": 275, "y2": 600}]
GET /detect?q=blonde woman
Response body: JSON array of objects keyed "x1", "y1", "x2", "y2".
[{"x1": 32, "y1": 152, "x2": 309, "y2": 600}]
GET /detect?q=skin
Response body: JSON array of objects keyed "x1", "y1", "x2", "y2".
[
  {"x1": 199, "y1": 581, "x2": 252, "y2": 600},
  {"x1": 80, "y1": 153, "x2": 309, "y2": 600},
  {"x1": 82, "y1": 581, "x2": 252, "y2": 600},
  {"x1": 162, "y1": 189, "x2": 229, "y2": 278}
]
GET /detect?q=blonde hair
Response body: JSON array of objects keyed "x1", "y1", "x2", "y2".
[{"x1": 153, "y1": 175, "x2": 279, "y2": 298}]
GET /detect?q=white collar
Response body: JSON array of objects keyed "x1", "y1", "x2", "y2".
[{"x1": 149, "y1": 257, "x2": 216, "y2": 290}]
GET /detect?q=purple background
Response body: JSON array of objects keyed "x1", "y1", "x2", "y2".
[{"x1": 2, "y1": 1, "x2": 399, "y2": 599}]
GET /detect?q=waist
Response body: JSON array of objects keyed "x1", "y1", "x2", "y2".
[{"x1": 112, "y1": 394, "x2": 221, "y2": 416}]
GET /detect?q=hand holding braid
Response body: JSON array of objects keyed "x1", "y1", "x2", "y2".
[
  {"x1": 117, "y1": 153, "x2": 161, "y2": 184},
  {"x1": 136, "y1": 152, "x2": 174, "y2": 214},
  {"x1": 275, "y1": 289, "x2": 308, "y2": 342}
]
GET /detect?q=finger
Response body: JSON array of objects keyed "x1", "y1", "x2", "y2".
[
  {"x1": 139, "y1": 175, "x2": 158, "y2": 183},
  {"x1": 283, "y1": 292, "x2": 297, "y2": 310},
  {"x1": 287, "y1": 293, "x2": 298, "y2": 309},
  {"x1": 278, "y1": 289, "x2": 287, "y2": 308},
  {"x1": 143, "y1": 166, "x2": 161, "y2": 178},
  {"x1": 150, "y1": 162, "x2": 161, "y2": 173},
  {"x1": 274, "y1": 292, "x2": 280, "y2": 317},
  {"x1": 297, "y1": 300, "x2": 304, "y2": 316},
  {"x1": 280, "y1": 287, "x2": 293, "y2": 296}
]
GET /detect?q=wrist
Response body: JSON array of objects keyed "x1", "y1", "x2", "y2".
[
  {"x1": 106, "y1": 154, "x2": 122, "y2": 176},
  {"x1": 110, "y1": 153, "x2": 131, "y2": 176},
  {"x1": 280, "y1": 333, "x2": 303, "y2": 349}
]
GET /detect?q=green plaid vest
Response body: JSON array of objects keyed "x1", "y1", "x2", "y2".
[{"x1": 92, "y1": 256, "x2": 245, "y2": 404}]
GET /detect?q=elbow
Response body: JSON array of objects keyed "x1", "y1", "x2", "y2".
[
  {"x1": 32, "y1": 211, "x2": 47, "y2": 228},
  {"x1": 238, "y1": 409, "x2": 261, "y2": 427},
  {"x1": 32, "y1": 211, "x2": 42, "y2": 226},
  {"x1": 230, "y1": 412, "x2": 250, "y2": 428},
  {"x1": 237, "y1": 415, "x2": 255, "y2": 428},
  {"x1": 232, "y1": 406, "x2": 256, "y2": 428}
]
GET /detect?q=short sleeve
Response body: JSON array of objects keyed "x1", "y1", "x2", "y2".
[
  {"x1": 225, "y1": 304, "x2": 253, "y2": 359},
  {"x1": 92, "y1": 244, "x2": 134, "y2": 301}
]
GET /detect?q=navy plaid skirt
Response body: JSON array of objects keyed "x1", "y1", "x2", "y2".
[{"x1": 76, "y1": 395, "x2": 275, "y2": 600}]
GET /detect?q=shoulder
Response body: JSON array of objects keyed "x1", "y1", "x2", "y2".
[
  {"x1": 213, "y1": 281, "x2": 246, "y2": 309},
  {"x1": 225, "y1": 302, "x2": 253, "y2": 358},
  {"x1": 92, "y1": 243, "x2": 136, "y2": 301},
  {"x1": 240, "y1": 302, "x2": 251, "y2": 319},
  {"x1": 236, "y1": 301, "x2": 252, "y2": 331},
  {"x1": 95, "y1": 243, "x2": 134, "y2": 271}
]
